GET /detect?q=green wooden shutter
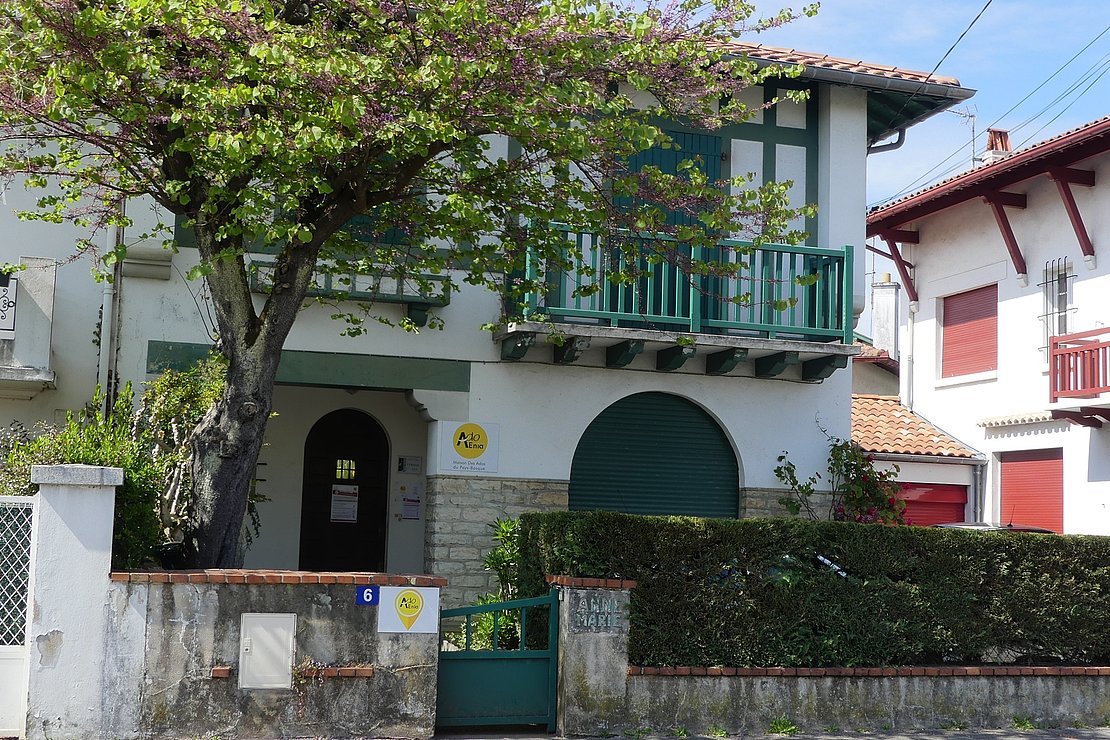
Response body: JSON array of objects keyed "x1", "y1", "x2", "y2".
[
  {"x1": 569, "y1": 392, "x2": 739, "y2": 518},
  {"x1": 623, "y1": 130, "x2": 723, "y2": 227}
]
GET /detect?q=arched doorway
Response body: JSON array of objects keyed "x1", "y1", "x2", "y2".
[
  {"x1": 298, "y1": 409, "x2": 390, "y2": 571},
  {"x1": 569, "y1": 392, "x2": 739, "y2": 518}
]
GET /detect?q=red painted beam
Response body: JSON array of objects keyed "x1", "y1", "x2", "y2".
[
  {"x1": 865, "y1": 243, "x2": 914, "y2": 267},
  {"x1": 1079, "y1": 407, "x2": 1110, "y2": 424},
  {"x1": 1050, "y1": 172, "x2": 1095, "y2": 258},
  {"x1": 983, "y1": 190, "x2": 1027, "y2": 208},
  {"x1": 983, "y1": 196, "x2": 1028, "y2": 276},
  {"x1": 882, "y1": 229, "x2": 919, "y2": 244},
  {"x1": 1048, "y1": 167, "x2": 1095, "y2": 186},
  {"x1": 880, "y1": 234, "x2": 918, "y2": 303},
  {"x1": 1050, "y1": 409, "x2": 1103, "y2": 429}
]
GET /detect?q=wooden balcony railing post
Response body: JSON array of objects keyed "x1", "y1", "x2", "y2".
[
  {"x1": 689, "y1": 244, "x2": 702, "y2": 333},
  {"x1": 841, "y1": 244, "x2": 855, "y2": 344}
]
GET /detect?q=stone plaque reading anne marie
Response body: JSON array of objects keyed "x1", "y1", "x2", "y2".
[{"x1": 569, "y1": 592, "x2": 626, "y2": 634}]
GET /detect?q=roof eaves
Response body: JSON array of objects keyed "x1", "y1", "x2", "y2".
[{"x1": 868, "y1": 115, "x2": 1110, "y2": 234}]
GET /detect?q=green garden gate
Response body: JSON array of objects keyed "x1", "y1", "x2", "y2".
[{"x1": 437, "y1": 589, "x2": 559, "y2": 731}]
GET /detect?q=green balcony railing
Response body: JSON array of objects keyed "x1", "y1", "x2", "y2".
[{"x1": 522, "y1": 226, "x2": 854, "y2": 343}]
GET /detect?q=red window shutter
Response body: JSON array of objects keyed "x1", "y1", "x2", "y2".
[
  {"x1": 942, "y1": 284, "x2": 998, "y2": 377},
  {"x1": 899, "y1": 483, "x2": 968, "y2": 526},
  {"x1": 1000, "y1": 449, "x2": 1063, "y2": 533}
]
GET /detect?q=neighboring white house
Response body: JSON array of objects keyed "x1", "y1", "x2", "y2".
[
  {"x1": 0, "y1": 44, "x2": 973, "y2": 604},
  {"x1": 867, "y1": 118, "x2": 1110, "y2": 535}
]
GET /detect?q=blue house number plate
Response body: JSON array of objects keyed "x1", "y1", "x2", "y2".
[{"x1": 356, "y1": 585, "x2": 380, "y2": 605}]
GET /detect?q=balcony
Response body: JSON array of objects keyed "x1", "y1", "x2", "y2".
[
  {"x1": 497, "y1": 228, "x2": 857, "y2": 379},
  {"x1": 1049, "y1": 328, "x2": 1110, "y2": 427}
]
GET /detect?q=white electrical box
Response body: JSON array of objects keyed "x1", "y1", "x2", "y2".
[{"x1": 238, "y1": 613, "x2": 297, "y2": 689}]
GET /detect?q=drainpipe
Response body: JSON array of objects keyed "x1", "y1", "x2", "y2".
[
  {"x1": 903, "y1": 299, "x2": 915, "y2": 412},
  {"x1": 971, "y1": 460, "x2": 986, "y2": 522},
  {"x1": 97, "y1": 200, "x2": 125, "y2": 412},
  {"x1": 867, "y1": 128, "x2": 906, "y2": 156}
]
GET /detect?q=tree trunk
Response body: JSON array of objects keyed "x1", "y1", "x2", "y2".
[
  {"x1": 182, "y1": 221, "x2": 322, "y2": 567},
  {"x1": 185, "y1": 349, "x2": 280, "y2": 567}
]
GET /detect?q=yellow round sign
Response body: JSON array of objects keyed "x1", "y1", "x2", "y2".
[
  {"x1": 394, "y1": 589, "x2": 424, "y2": 630},
  {"x1": 453, "y1": 423, "x2": 489, "y2": 460}
]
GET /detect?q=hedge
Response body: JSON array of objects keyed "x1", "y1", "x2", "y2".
[{"x1": 518, "y1": 511, "x2": 1110, "y2": 667}]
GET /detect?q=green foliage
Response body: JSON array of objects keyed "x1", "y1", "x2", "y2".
[
  {"x1": 0, "y1": 0, "x2": 821, "y2": 564},
  {"x1": 446, "y1": 517, "x2": 523, "y2": 650},
  {"x1": 0, "y1": 387, "x2": 162, "y2": 568},
  {"x1": 775, "y1": 437, "x2": 906, "y2": 525},
  {"x1": 483, "y1": 517, "x2": 521, "y2": 600},
  {"x1": 519, "y1": 511, "x2": 1110, "y2": 668},
  {"x1": 1012, "y1": 716, "x2": 1039, "y2": 730},
  {"x1": 768, "y1": 716, "x2": 799, "y2": 735},
  {"x1": 136, "y1": 353, "x2": 227, "y2": 543},
  {"x1": 707, "y1": 725, "x2": 729, "y2": 737}
]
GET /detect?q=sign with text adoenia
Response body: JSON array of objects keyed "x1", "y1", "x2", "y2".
[{"x1": 439, "y1": 421, "x2": 499, "y2": 474}]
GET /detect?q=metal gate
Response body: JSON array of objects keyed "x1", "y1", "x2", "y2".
[
  {"x1": 0, "y1": 496, "x2": 34, "y2": 738},
  {"x1": 437, "y1": 589, "x2": 559, "y2": 731}
]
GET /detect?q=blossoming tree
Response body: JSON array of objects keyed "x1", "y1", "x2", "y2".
[{"x1": 0, "y1": 0, "x2": 815, "y2": 566}]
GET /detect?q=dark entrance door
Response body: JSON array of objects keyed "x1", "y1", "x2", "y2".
[{"x1": 298, "y1": 409, "x2": 390, "y2": 571}]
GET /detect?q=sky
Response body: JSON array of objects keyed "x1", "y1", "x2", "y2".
[{"x1": 752, "y1": 0, "x2": 1110, "y2": 331}]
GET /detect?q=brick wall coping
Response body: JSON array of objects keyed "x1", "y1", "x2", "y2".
[
  {"x1": 109, "y1": 570, "x2": 447, "y2": 586},
  {"x1": 547, "y1": 575, "x2": 637, "y2": 589},
  {"x1": 209, "y1": 664, "x2": 375, "y2": 679},
  {"x1": 628, "y1": 665, "x2": 1110, "y2": 678}
]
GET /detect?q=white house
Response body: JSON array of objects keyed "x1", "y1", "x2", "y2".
[
  {"x1": 1, "y1": 43, "x2": 973, "y2": 604},
  {"x1": 867, "y1": 117, "x2": 1110, "y2": 535}
]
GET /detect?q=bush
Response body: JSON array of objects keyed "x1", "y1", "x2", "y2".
[
  {"x1": 0, "y1": 354, "x2": 236, "y2": 569},
  {"x1": 519, "y1": 511, "x2": 1110, "y2": 667},
  {"x1": 1, "y1": 387, "x2": 162, "y2": 569}
]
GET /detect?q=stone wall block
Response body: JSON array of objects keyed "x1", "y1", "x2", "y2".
[{"x1": 556, "y1": 586, "x2": 633, "y2": 736}]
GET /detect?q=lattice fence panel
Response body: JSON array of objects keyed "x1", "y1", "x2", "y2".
[{"x1": 0, "y1": 498, "x2": 33, "y2": 646}]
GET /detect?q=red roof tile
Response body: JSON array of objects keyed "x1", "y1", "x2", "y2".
[
  {"x1": 851, "y1": 394, "x2": 978, "y2": 458},
  {"x1": 718, "y1": 42, "x2": 964, "y2": 87}
]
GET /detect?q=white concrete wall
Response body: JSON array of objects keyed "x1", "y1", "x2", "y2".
[
  {"x1": 819, "y1": 85, "x2": 868, "y2": 317},
  {"x1": 449, "y1": 358, "x2": 851, "y2": 488},
  {"x1": 0, "y1": 184, "x2": 106, "y2": 424},
  {"x1": 24, "y1": 465, "x2": 120, "y2": 740},
  {"x1": 246, "y1": 385, "x2": 429, "y2": 572},
  {"x1": 900, "y1": 150, "x2": 1110, "y2": 533}
]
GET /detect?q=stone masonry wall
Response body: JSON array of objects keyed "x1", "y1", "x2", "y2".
[
  {"x1": 425, "y1": 476, "x2": 568, "y2": 607},
  {"x1": 742, "y1": 487, "x2": 835, "y2": 519}
]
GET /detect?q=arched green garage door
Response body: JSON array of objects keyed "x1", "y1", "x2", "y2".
[{"x1": 569, "y1": 392, "x2": 739, "y2": 518}]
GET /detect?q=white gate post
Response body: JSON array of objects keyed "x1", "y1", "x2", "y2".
[{"x1": 24, "y1": 464, "x2": 121, "y2": 740}]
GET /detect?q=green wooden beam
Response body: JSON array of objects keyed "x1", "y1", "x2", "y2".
[
  {"x1": 801, "y1": 354, "x2": 849, "y2": 381},
  {"x1": 754, "y1": 351, "x2": 800, "y2": 378},
  {"x1": 553, "y1": 336, "x2": 591, "y2": 365},
  {"x1": 606, "y1": 339, "x2": 644, "y2": 368},
  {"x1": 146, "y1": 340, "x2": 471, "y2": 392},
  {"x1": 656, "y1": 345, "x2": 696, "y2": 371},
  {"x1": 501, "y1": 333, "x2": 536, "y2": 361},
  {"x1": 705, "y1": 348, "x2": 747, "y2": 376},
  {"x1": 405, "y1": 303, "x2": 432, "y2": 328}
]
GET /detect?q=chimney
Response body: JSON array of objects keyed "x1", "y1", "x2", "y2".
[
  {"x1": 981, "y1": 128, "x2": 1013, "y2": 165},
  {"x1": 871, "y1": 273, "x2": 900, "y2": 358}
]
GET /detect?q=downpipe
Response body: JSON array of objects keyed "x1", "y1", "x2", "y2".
[{"x1": 98, "y1": 201, "x2": 126, "y2": 413}]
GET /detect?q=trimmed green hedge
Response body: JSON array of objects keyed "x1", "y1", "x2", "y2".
[{"x1": 519, "y1": 511, "x2": 1110, "y2": 667}]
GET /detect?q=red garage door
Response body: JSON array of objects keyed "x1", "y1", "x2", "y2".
[
  {"x1": 1000, "y1": 449, "x2": 1063, "y2": 533},
  {"x1": 899, "y1": 483, "x2": 968, "y2": 526}
]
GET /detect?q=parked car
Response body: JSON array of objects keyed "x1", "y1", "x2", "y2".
[{"x1": 933, "y1": 522, "x2": 1056, "y2": 534}]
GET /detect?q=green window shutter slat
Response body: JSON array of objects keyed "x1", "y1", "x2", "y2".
[{"x1": 569, "y1": 392, "x2": 739, "y2": 518}]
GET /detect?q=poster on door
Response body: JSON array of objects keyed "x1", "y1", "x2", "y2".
[
  {"x1": 440, "y1": 421, "x2": 499, "y2": 474},
  {"x1": 330, "y1": 485, "x2": 359, "y2": 522}
]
